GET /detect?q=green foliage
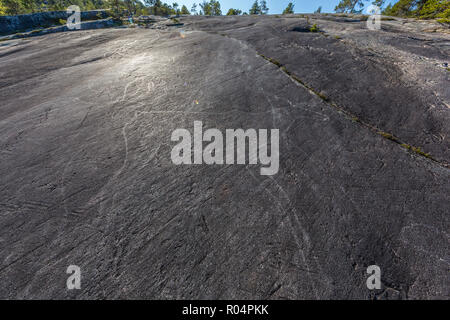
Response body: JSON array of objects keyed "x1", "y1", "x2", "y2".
[
  {"x1": 379, "y1": 131, "x2": 397, "y2": 141},
  {"x1": 419, "y1": 0, "x2": 449, "y2": 19},
  {"x1": 401, "y1": 143, "x2": 433, "y2": 158},
  {"x1": 142, "y1": 0, "x2": 177, "y2": 16},
  {"x1": 200, "y1": 0, "x2": 221, "y2": 16},
  {"x1": 248, "y1": 0, "x2": 267, "y2": 15},
  {"x1": 0, "y1": 0, "x2": 115, "y2": 16},
  {"x1": 249, "y1": 0, "x2": 260, "y2": 14},
  {"x1": 333, "y1": 0, "x2": 449, "y2": 21},
  {"x1": 334, "y1": 0, "x2": 365, "y2": 13},
  {"x1": 282, "y1": 2, "x2": 294, "y2": 14},
  {"x1": 372, "y1": 0, "x2": 386, "y2": 8},
  {"x1": 309, "y1": 23, "x2": 319, "y2": 32},
  {"x1": 260, "y1": 0, "x2": 268, "y2": 14},
  {"x1": 180, "y1": 4, "x2": 189, "y2": 14},
  {"x1": 108, "y1": 0, "x2": 124, "y2": 18},
  {"x1": 226, "y1": 8, "x2": 241, "y2": 15},
  {"x1": 1, "y1": 0, "x2": 22, "y2": 15},
  {"x1": 172, "y1": 2, "x2": 178, "y2": 14},
  {"x1": 383, "y1": 0, "x2": 416, "y2": 16},
  {"x1": 0, "y1": 1, "x2": 6, "y2": 14},
  {"x1": 190, "y1": 3, "x2": 197, "y2": 14},
  {"x1": 20, "y1": 0, "x2": 37, "y2": 13},
  {"x1": 382, "y1": 0, "x2": 450, "y2": 19},
  {"x1": 0, "y1": 0, "x2": 189, "y2": 18}
]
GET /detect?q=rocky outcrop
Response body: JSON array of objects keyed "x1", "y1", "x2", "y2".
[
  {"x1": 0, "y1": 10, "x2": 109, "y2": 36},
  {"x1": 0, "y1": 15, "x2": 448, "y2": 300}
]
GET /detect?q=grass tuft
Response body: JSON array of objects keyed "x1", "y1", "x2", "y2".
[
  {"x1": 378, "y1": 131, "x2": 398, "y2": 142},
  {"x1": 401, "y1": 144, "x2": 433, "y2": 159}
]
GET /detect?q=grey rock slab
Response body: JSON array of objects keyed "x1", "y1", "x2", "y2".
[{"x1": 0, "y1": 16, "x2": 448, "y2": 299}]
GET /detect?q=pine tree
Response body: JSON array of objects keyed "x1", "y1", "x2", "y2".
[
  {"x1": 334, "y1": 0, "x2": 365, "y2": 13},
  {"x1": 372, "y1": 0, "x2": 386, "y2": 9},
  {"x1": 180, "y1": 4, "x2": 189, "y2": 14},
  {"x1": 249, "y1": 0, "x2": 260, "y2": 15},
  {"x1": 282, "y1": 2, "x2": 294, "y2": 15},
  {"x1": 260, "y1": 0, "x2": 268, "y2": 14},
  {"x1": 226, "y1": 8, "x2": 241, "y2": 15},
  {"x1": 190, "y1": 2, "x2": 197, "y2": 15}
]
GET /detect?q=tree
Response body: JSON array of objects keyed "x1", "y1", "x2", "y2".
[
  {"x1": 249, "y1": 0, "x2": 260, "y2": 14},
  {"x1": 419, "y1": 0, "x2": 449, "y2": 20},
  {"x1": 190, "y1": 2, "x2": 197, "y2": 14},
  {"x1": 0, "y1": 1, "x2": 6, "y2": 14},
  {"x1": 372, "y1": 0, "x2": 386, "y2": 8},
  {"x1": 21, "y1": 0, "x2": 37, "y2": 12},
  {"x1": 382, "y1": 0, "x2": 415, "y2": 16},
  {"x1": 200, "y1": 0, "x2": 220, "y2": 15},
  {"x1": 172, "y1": 2, "x2": 178, "y2": 14},
  {"x1": 210, "y1": 0, "x2": 220, "y2": 15},
  {"x1": 226, "y1": 8, "x2": 241, "y2": 15},
  {"x1": 382, "y1": 0, "x2": 449, "y2": 20},
  {"x1": 180, "y1": 4, "x2": 189, "y2": 14},
  {"x1": 109, "y1": 0, "x2": 124, "y2": 18},
  {"x1": 382, "y1": 3, "x2": 393, "y2": 14},
  {"x1": 2, "y1": 0, "x2": 22, "y2": 14},
  {"x1": 334, "y1": 0, "x2": 365, "y2": 13},
  {"x1": 199, "y1": 0, "x2": 211, "y2": 15},
  {"x1": 260, "y1": 0, "x2": 268, "y2": 14},
  {"x1": 282, "y1": 2, "x2": 294, "y2": 14},
  {"x1": 0, "y1": 0, "x2": 192, "y2": 16},
  {"x1": 124, "y1": 0, "x2": 137, "y2": 15},
  {"x1": 146, "y1": 0, "x2": 159, "y2": 15},
  {"x1": 315, "y1": 6, "x2": 322, "y2": 13}
]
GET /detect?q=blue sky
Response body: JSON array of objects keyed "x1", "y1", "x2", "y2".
[{"x1": 175, "y1": 0, "x2": 398, "y2": 14}]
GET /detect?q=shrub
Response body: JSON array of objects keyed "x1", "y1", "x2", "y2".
[{"x1": 310, "y1": 24, "x2": 319, "y2": 32}]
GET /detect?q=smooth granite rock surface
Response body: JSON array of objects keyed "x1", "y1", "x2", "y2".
[{"x1": 0, "y1": 14, "x2": 448, "y2": 299}]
